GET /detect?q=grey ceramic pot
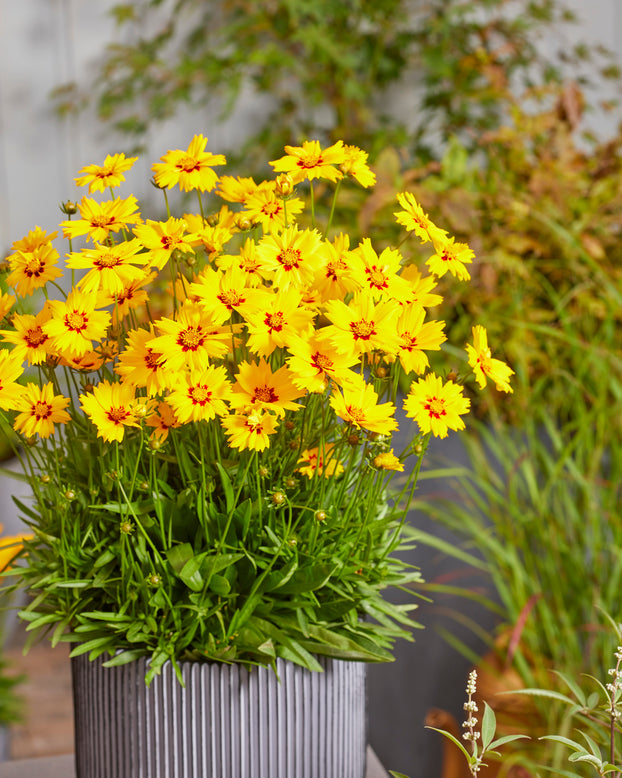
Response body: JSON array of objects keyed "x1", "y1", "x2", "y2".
[{"x1": 72, "y1": 652, "x2": 367, "y2": 778}]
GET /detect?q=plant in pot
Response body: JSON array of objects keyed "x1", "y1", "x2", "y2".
[{"x1": 0, "y1": 137, "x2": 512, "y2": 777}]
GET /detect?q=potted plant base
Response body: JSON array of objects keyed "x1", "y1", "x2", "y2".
[{"x1": 72, "y1": 653, "x2": 367, "y2": 778}]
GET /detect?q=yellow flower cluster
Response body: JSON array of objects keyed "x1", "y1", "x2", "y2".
[{"x1": 0, "y1": 137, "x2": 513, "y2": 467}]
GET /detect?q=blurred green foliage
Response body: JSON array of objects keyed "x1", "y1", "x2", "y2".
[{"x1": 52, "y1": 0, "x2": 616, "y2": 164}]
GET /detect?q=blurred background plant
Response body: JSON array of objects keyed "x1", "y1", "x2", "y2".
[{"x1": 51, "y1": 0, "x2": 617, "y2": 164}]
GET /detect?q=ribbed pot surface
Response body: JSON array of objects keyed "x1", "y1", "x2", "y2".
[{"x1": 72, "y1": 653, "x2": 367, "y2": 778}]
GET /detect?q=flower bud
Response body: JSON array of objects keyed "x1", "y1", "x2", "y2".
[
  {"x1": 60, "y1": 200, "x2": 77, "y2": 215},
  {"x1": 285, "y1": 420, "x2": 295, "y2": 431},
  {"x1": 235, "y1": 214, "x2": 253, "y2": 232},
  {"x1": 207, "y1": 213, "x2": 220, "y2": 227},
  {"x1": 147, "y1": 573, "x2": 161, "y2": 586},
  {"x1": 40, "y1": 474, "x2": 51, "y2": 484},
  {"x1": 271, "y1": 491, "x2": 286, "y2": 506},
  {"x1": 284, "y1": 477, "x2": 297, "y2": 489},
  {"x1": 64, "y1": 489, "x2": 75, "y2": 501},
  {"x1": 258, "y1": 466, "x2": 269, "y2": 478},
  {"x1": 275, "y1": 173, "x2": 294, "y2": 197},
  {"x1": 314, "y1": 510, "x2": 327, "y2": 523},
  {"x1": 376, "y1": 367, "x2": 388, "y2": 379},
  {"x1": 120, "y1": 520, "x2": 135, "y2": 535}
]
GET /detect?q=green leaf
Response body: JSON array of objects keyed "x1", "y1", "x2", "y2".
[
  {"x1": 179, "y1": 556, "x2": 204, "y2": 592},
  {"x1": 209, "y1": 574, "x2": 230, "y2": 595},
  {"x1": 166, "y1": 543, "x2": 194, "y2": 574},
  {"x1": 102, "y1": 650, "x2": 147, "y2": 667},
  {"x1": 275, "y1": 564, "x2": 335, "y2": 594},
  {"x1": 216, "y1": 462, "x2": 236, "y2": 513},
  {"x1": 425, "y1": 726, "x2": 473, "y2": 762},
  {"x1": 389, "y1": 772, "x2": 411, "y2": 778},
  {"x1": 480, "y1": 702, "x2": 496, "y2": 751}
]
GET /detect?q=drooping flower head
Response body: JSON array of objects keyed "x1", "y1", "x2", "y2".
[
  {"x1": 466, "y1": 325, "x2": 514, "y2": 393},
  {"x1": 74, "y1": 153, "x2": 138, "y2": 194},
  {"x1": 152, "y1": 135, "x2": 226, "y2": 192},
  {"x1": 404, "y1": 373, "x2": 470, "y2": 438}
]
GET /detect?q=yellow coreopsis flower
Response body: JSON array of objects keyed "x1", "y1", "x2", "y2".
[
  {"x1": 404, "y1": 373, "x2": 470, "y2": 439},
  {"x1": 0, "y1": 307, "x2": 52, "y2": 366},
  {"x1": 13, "y1": 382, "x2": 71, "y2": 439},
  {"x1": 167, "y1": 366, "x2": 234, "y2": 423},
  {"x1": 190, "y1": 266, "x2": 262, "y2": 322},
  {"x1": 286, "y1": 331, "x2": 358, "y2": 393},
  {"x1": 221, "y1": 409, "x2": 279, "y2": 452},
  {"x1": 466, "y1": 325, "x2": 514, "y2": 393},
  {"x1": 340, "y1": 145, "x2": 376, "y2": 188},
  {"x1": 297, "y1": 444, "x2": 344, "y2": 478},
  {"x1": 270, "y1": 140, "x2": 346, "y2": 184},
  {"x1": 183, "y1": 213, "x2": 234, "y2": 259},
  {"x1": 231, "y1": 359, "x2": 303, "y2": 417},
  {"x1": 330, "y1": 375, "x2": 398, "y2": 435},
  {"x1": 116, "y1": 325, "x2": 180, "y2": 396},
  {"x1": 0, "y1": 293, "x2": 15, "y2": 321},
  {"x1": 80, "y1": 380, "x2": 139, "y2": 443},
  {"x1": 0, "y1": 525, "x2": 32, "y2": 572},
  {"x1": 313, "y1": 233, "x2": 360, "y2": 303},
  {"x1": 242, "y1": 185, "x2": 305, "y2": 234},
  {"x1": 323, "y1": 292, "x2": 401, "y2": 359},
  {"x1": 427, "y1": 235, "x2": 474, "y2": 281},
  {"x1": 60, "y1": 196, "x2": 142, "y2": 243},
  {"x1": 351, "y1": 239, "x2": 411, "y2": 302},
  {"x1": 256, "y1": 226, "x2": 325, "y2": 290},
  {"x1": 149, "y1": 302, "x2": 230, "y2": 372},
  {"x1": 216, "y1": 175, "x2": 259, "y2": 203},
  {"x1": 216, "y1": 237, "x2": 268, "y2": 287},
  {"x1": 146, "y1": 400, "x2": 181, "y2": 443},
  {"x1": 393, "y1": 306, "x2": 447, "y2": 375},
  {"x1": 134, "y1": 218, "x2": 199, "y2": 271},
  {"x1": 0, "y1": 349, "x2": 24, "y2": 411},
  {"x1": 74, "y1": 153, "x2": 138, "y2": 194},
  {"x1": 373, "y1": 450, "x2": 404, "y2": 472},
  {"x1": 43, "y1": 290, "x2": 112, "y2": 358},
  {"x1": 6, "y1": 245, "x2": 63, "y2": 298},
  {"x1": 399, "y1": 265, "x2": 444, "y2": 311},
  {"x1": 394, "y1": 192, "x2": 448, "y2": 244},
  {"x1": 243, "y1": 288, "x2": 315, "y2": 357},
  {"x1": 152, "y1": 135, "x2": 226, "y2": 192},
  {"x1": 8, "y1": 226, "x2": 58, "y2": 255},
  {"x1": 66, "y1": 239, "x2": 149, "y2": 296}
]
